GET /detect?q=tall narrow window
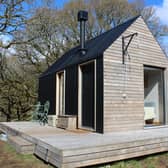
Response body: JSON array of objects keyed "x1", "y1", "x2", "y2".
[{"x1": 57, "y1": 71, "x2": 65, "y2": 115}]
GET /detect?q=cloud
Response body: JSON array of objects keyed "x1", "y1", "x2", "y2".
[
  {"x1": 0, "y1": 35, "x2": 16, "y2": 56},
  {"x1": 156, "y1": 0, "x2": 168, "y2": 25},
  {"x1": 0, "y1": 35, "x2": 11, "y2": 45}
]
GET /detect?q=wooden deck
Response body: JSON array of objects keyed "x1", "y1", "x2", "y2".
[{"x1": 1, "y1": 122, "x2": 168, "y2": 168}]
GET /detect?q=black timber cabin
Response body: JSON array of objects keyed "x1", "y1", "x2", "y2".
[{"x1": 39, "y1": 11, "x2": 168, "y2": 134}]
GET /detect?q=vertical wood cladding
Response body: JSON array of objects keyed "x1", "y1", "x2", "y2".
[
  {"x1": 96, "y1": 57, "x2": 104, "y2": 133},
  {"x1": 38, "y1": 74, "x2": 56, "y2": 115},
  {"x1": 103, "y1": 17, "x2": 168, "y2": 133},
  {"x1": 65, "y1": 65, "x2": 78, "y2": 115},
  {"x1": 64, "y1": 59, "x2": 104, "y2": 133}
]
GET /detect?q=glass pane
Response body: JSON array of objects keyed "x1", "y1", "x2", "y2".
[{"x1": 144, "y1": 67, "x2": 164, "y2": 126}]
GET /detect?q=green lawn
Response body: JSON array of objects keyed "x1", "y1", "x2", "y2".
[
  {"x1": 0, "y1": 140, "x2": 53, "y2": 168},
  {"x1": 1, "y1": 139, "x2": 168, "y2": 168},
  {"x1": 97, "y1": 153, "x2": 168, "y2": 168}
]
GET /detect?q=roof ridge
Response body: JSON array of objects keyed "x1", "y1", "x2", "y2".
[
  {"x1": 85, "y1": 15, "x2": 140, "y2": 44},
  {"x1": 40, "y1": 15, "x2": 140, "y2": 77}
]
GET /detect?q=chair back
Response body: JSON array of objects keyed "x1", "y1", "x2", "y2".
[
  {"x1": 44, "y1": 101, "x2": 50, "y2": 115},
  {"x1": 34, "y1": 101, "x2": 41, "y2": 113}
]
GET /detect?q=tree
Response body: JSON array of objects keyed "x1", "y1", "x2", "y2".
[
  {"x1": 0, "y1": 0, "x2": 29, "y2": 49},
  {"x1": 14, "y1": 0, "x2": 140, "y2": 72},
  {"x1": 0, "y1": 0, "x2": 54, "y2": 49},
  {"x1": 0, "y1": 0, "x2": 54, "y2": 121},
  {"x1": 0, "y1": 54, "x2": 37, "y2": 121},
  {"x1": 141, "y1": 7, "x2": 168, "y2": 40},
  {"x1": 14, "y1": 7, "x2": 62, "y2": 74},
  {"x1": 0, "y1": 0, "x2": 34, "y2": 121},
  {"x1": 1, "y1": 0, "x2": 168, "y2": 121}
]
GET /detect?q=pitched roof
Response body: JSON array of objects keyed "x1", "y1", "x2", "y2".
[{"x1": 40, "y1": 15, "x2": 140, "y2": 78}]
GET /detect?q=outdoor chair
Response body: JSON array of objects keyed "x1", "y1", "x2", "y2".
[
  {"x1": 38, "y1": 100, "x2": 50, "y2": 126},
  {"x1": 32, "y1": 101, "x2": 43, "y2": 121}
]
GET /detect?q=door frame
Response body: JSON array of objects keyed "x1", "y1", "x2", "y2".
[
  {"x1": 56, "y1": 70, "x2": 66, "y2": 116},
  {"x1": 78, "y1": 60, "x2": 96, "y2": 131},
  {"x1": 143, "y1": 65, "x2": 166, "y2": 126}
]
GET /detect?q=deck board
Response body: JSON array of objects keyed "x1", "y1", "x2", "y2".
[{"x1": 1, "y1": 122, "x2": 168, "y2": 168}]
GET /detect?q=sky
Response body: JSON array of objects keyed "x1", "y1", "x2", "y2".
[
  {"x1": 143, "y1": 0, "x2": 168, "y2": 44},
  {"x1": 155, "y1": 0, "x2": 168, "y2": 25},
  {"x1": 25, "y1": 0, "x2": 168, "y2": 45},
  {"x1": 56, "y1": 0, "x2": 69, "y2": 8},
  {"x1": 149, "y1": 0, "x2": 168, "y2": 44},
  {"x1": 146, "y1": 0, "x2": 168, "y2": 25},
  {"x1": 145, "y1": 0, "x2": 163, "y2": 6},
  {"x1": 1, "y1": 0, "x2": 168, "y2": 45},
  {"x1": 56, "y1": 0, "x2": 168, "y2": 26},
  {"x1": 58, "y1": 0, "x2": 168, "y2": 44}
]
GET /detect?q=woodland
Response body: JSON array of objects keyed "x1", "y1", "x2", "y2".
[{"x1": 0, "y1": 0, "x2": 168, "y2": 121}]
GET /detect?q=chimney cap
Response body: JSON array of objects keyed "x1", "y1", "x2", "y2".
[{"x1": 78, "y1": 10, "x2": 88, "y2": 21}]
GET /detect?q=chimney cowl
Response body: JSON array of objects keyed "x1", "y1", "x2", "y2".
[
  {"x1": 78, "y1": 10, "x2": 88, "y2": 55},
  {"x1": 78, "y1": 10, "x2": 88, "y2": 21}
]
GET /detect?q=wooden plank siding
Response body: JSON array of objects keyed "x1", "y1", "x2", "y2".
[{"x1": 103, "y1": 16, "x2": 168, "y2": 132}]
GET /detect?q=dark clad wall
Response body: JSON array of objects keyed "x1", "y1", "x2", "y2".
[
  {"x1": 96, "y1": 57, "x2": 104, "y2": 133},
  {"x1": 38, "y1": 56, "x2": 104, "y2": 133},
  {"x1": 65, "y1": 65, "x2": 78, "y2": 115},
  {"x1": 38, "y1": 74, "x2": 56, "y2": 115},
  {"x1": 64, "y1": 58, "x2": 104, "y2": 133}
]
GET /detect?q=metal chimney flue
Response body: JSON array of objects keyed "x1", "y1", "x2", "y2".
[{"x1": 78, "y1": 10, "x2": 88, "y2": 55}]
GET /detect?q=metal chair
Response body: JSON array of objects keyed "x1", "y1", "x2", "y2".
[
  {"x1": 32, "y1": 102, "x2": 43, "y2": 121},
  {"x1": 39, "y1": 101, "x2": 50, "y2": 126}
]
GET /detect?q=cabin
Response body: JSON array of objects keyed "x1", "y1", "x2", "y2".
[{"x1": 39, "y1": 11, "x2": 168, "y2": 134}]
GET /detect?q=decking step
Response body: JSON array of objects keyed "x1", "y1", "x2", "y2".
[{"x1": 8, "y1": 136, "x2": 34, "y2": 154}]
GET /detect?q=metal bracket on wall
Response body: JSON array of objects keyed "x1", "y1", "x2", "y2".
[{"x1": 122, "y1": 32, "x2": 138, "y2": 64}]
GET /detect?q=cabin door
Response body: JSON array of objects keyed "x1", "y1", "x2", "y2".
[{"x1": 79, "y1": 61, "x2": 95, "y2": 130}]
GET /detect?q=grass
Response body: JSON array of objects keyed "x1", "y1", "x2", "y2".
[
  {"x1": 96, "y1": 153, "x2": 168, "y2": 168},
  {"x1": 0, "y1": 140, "x2": 53, "y2": 168},
  {"x1": 1, "y1": 140, "x2": 168, "y2": 168}
]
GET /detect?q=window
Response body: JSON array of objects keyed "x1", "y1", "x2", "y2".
[
  {"x1": 57, "y1": 71, "x2": 65, "y2": 115},
  {"x1": 144, "y1": 66, "x2": 165, "y2": 126}
]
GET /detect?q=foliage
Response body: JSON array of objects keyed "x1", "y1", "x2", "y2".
[
  {"x1": 0, "y1": 54, "x2": 36, "y2": 121},
  {"x1": 0, "y1": 0, "x2": 168, "y2": 121}
]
